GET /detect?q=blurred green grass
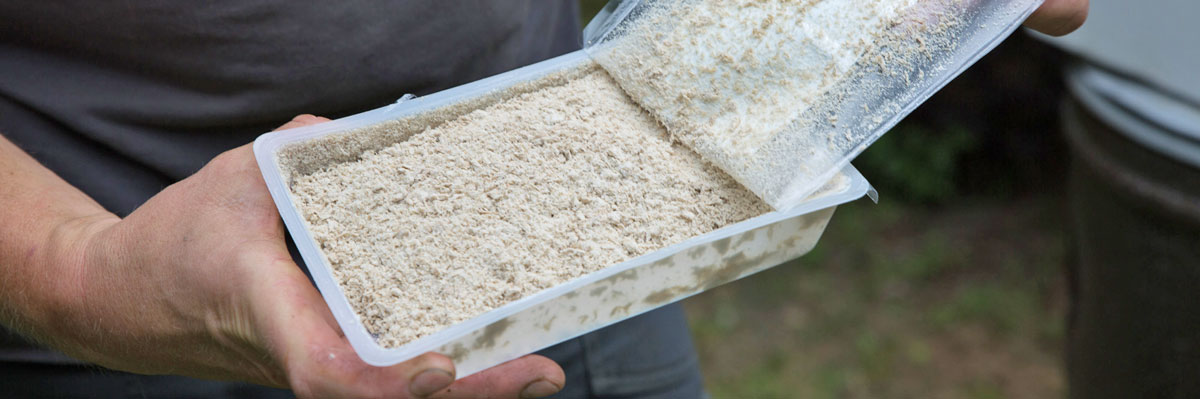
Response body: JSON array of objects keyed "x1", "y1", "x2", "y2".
[
  {"x1": 578, "y1": 3, "x2": 1070, "y2": 397},
  {"x1": 580, "y1": 0, "x2": 608, "y2": 25},
  {"x1": 685, "y1": 197, "x2": 1067, "y2": 399}
]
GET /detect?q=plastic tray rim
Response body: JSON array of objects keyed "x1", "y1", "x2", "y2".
[{"x1": 251, "y1": 50, "x2": 872, "y2": 367}]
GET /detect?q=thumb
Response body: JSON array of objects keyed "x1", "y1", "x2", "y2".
[
  {"x1": 276, "y1": 114, "x2": 331, "y2": 131},
  {"x1": 1025, "y1": 0, "x2": 1088, "y2": 36}
]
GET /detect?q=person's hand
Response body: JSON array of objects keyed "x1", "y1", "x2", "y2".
[
  {"x1": 1025, "y1": 0, "x2": 1088, "y2": 36},
  {"x1": 37, "y1": 114, "x2": 565, "y2": 398}
]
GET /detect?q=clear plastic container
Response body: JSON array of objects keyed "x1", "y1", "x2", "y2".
[
  {"x1": 253, "y1": 50, "x2": 872, "y2": 378},
  {"x1": 583, "y1": 0, "x2": 1043, "y2": 210}
]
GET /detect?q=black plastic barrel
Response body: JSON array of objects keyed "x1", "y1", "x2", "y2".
[{"x1": 1063, "y1": 94, "x2": 1200, "y2": 398}]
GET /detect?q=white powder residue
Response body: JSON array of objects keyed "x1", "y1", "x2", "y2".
[{"x1": 290, "y1": 70, "x2": 769, "y2": 348}]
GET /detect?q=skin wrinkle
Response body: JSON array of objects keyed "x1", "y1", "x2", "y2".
[
  {"x1": 206, "y1": 297, "x2": 282, "y2": 386},
  {"x1": 50, "y1": 215, "x2": 117, "y2": 347}
]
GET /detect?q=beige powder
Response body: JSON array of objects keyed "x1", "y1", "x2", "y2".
[{"x1": 290, "y1": 70, "x2": 769, "y2": 347}]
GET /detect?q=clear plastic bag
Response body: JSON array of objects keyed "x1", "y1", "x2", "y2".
[{"x1": 584, "y1": 0, "x2": 1043, "y2": 210}]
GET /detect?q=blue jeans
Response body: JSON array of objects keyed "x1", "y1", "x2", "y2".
[{"x1": 537, "y1": 304, "x2": 705, "y2": 398}]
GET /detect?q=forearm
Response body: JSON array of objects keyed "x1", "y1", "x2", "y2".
[{"x1": 0, "y1": 133, "x2": 118, "y2": 347}]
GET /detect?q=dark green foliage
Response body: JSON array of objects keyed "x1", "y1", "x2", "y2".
[{"x1": 856, "y1": 124, "x2": 979, "y2": 204}]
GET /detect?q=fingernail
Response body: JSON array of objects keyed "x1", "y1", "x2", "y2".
[
  {"x1": 520, "y1": 379, "x2": 561, "y2": 398},
  {"x1": 409, "y1": 368, "x2": 454, "y2": 397}
]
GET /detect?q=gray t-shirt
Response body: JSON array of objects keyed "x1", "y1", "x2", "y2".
[{"x1": 0, "y1": 1, "x2": 580, "y2": 362}]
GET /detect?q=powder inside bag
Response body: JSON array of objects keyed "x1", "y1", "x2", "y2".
[
  {"x1": 593, "y1": 0, "x2": 921, "y2": 156},
  {"x1": 589, "y1": 0, "x2": 959, "y2": 208},
  {"x1": 290, "y1": 70, "x2": 770, "y2": 348}
]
